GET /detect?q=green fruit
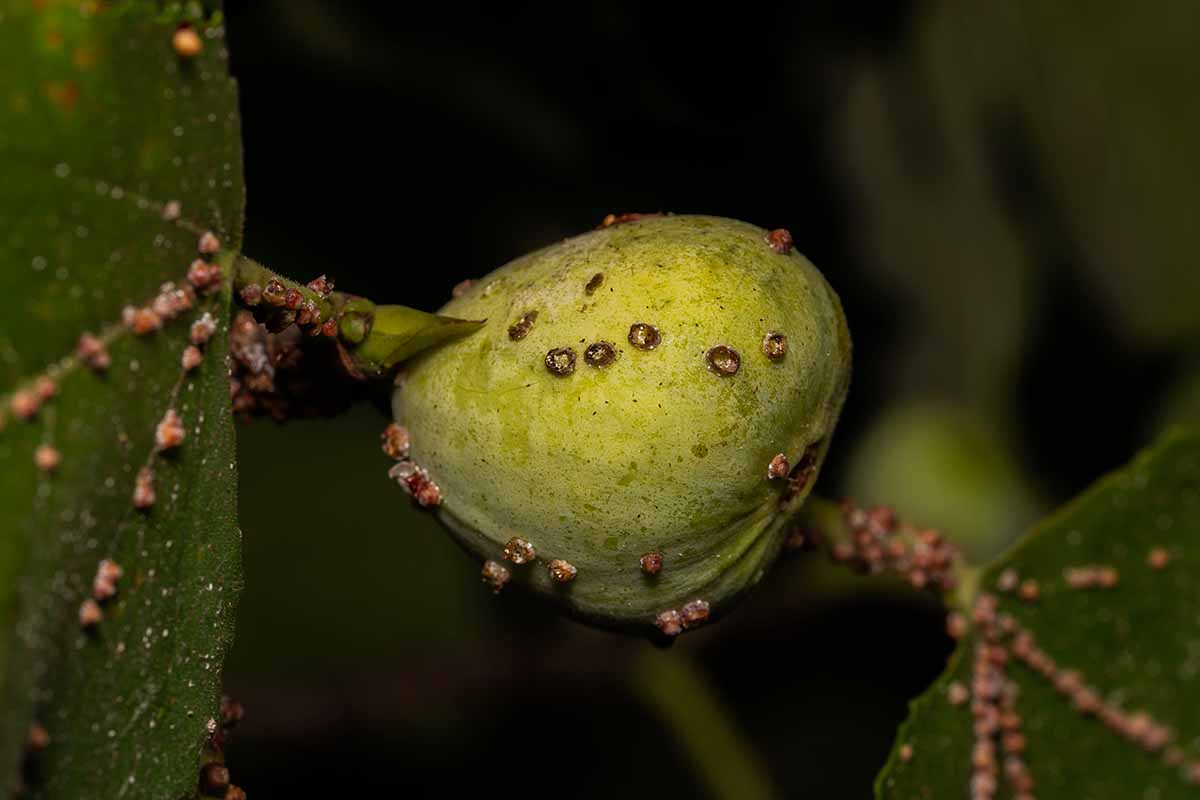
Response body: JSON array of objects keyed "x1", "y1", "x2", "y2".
[{"x1": 392, "y1": 215, "x2": 851, "y2": 636}]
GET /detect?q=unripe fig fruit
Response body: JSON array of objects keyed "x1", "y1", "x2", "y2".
[{"x1": 393, "y1": 215, "x2": 851, "y2": 635}]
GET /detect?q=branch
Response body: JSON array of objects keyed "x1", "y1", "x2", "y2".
[{"x1": 632, "y1": 648, "x2": 778, "y2": 800}]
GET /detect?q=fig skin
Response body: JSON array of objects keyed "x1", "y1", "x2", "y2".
[{"x1": 393, "y1": 215, "x2": 851, "y2": 634}]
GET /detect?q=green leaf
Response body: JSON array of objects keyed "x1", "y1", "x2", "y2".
[
  {"x1": 877, "y1": 429, "x2": 1200, "y2": 799},
  {"x1": 0, "y1": 3, "x2": 243, "y2": 797}
]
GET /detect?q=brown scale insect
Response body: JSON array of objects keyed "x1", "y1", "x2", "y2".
[
  {"x1": 162, "y1": 200, "x2": 182, "y2": 221},
  {"x1": 413, "y1": 478, "x2": 442, "y2": 507},
  {"x1": 627, "y1": 322, "x2": 661, "y2": 350},
  {"x1": 239, "y1": 283, "x2": 262, "y2": 306},
  {"x1": 766, "y1": 228, "x2": 793, "y2": 255},
  {"x1": 306, "y1": 275, "x2": 334, "y2": 298},
  {"x1": 225, "y1": 786, "x2": 247, "y2": 800},
  {"x1": 481, "y1": 560, "x2": 511, "y2": 594},
  {"x1": 639, "y1": 552, "x2": 663, "y2": 576},
  {"x1": 380, "y1": 423, "x2": 411, "y2": 460},
  {"x1": 92, "y1": 559, "x2": 123, "y2": 602},
  {"x1": 705, "y1": 345, "x2": 740, "y2": 376},
  {"x1": 182, "y1": 345, "x2": 204, "y2": 372},
  {"x1": 584, "y1": 272, "x2": 604, "y2": 295},
  {"x1": 77, "y1": 332, "x2": 111, "y2": 372},
  {"x1": 199, "y1": 763, "x2": 230, "y2": 796},
  {"x1": 133, "y1": 467, "x2": 156, "y2": 509},
  {"x1": 831, "y1": 502, "x2": 961, "y2": 592},
  {"x1": 679, "y1": 599, "x2": 710, "y2": 629},
  {"x1": 262, "y1": 279, "x2": 287, "y2": 307},
  {"x1": 761, "y1": 332, "x2": 788, "y2": 361},
  {"x1": 503, "y1": 537, "x2": 536, "y2": 565},
  {"x1": 783, "y1": 528, "x2": 807, "y2": 550},
  {"x1": 26, "y1": 723, "x2": 50, "y2": 752},
  {"x1": 220, "y1": 694, "x2": 246, "y2": 730},
  {"x1": 655, "y1": 609, "x2": 683, "y2": 637},
  {"x1": 388, "y1": 461, "x2": 442, "y2": 508},
  {"x1": 283, "y1": 287, "x2": 303, "y2": 311},
  {"x1": 152, "y1": 282, "x2": 194, "y2": 320},
  {"x1": 545, "y1": 348, "x2": 576, "y2": 376},
  {"x1": 946, "y1": 612, "x2": 968, "y2": 640},
  {"x1": 1147, "y1": 547, "x2": 1171, "y2": 570},
  {"x1": 1017, "y1": 579, "x2": 1040, "y2": 603},
  {"x1": 296, "y1": 299, "x2": 321, "y2": 327},
  {"x1": 451, "y1": 279, "x2": 475, "y2": 298},
  {"x1": 321, "y1": 319, "x2": 338, "y2": 337},
  {"x1": 155, "y1": 408, "x2": 186, "y2": 451},
  {"x1": 767, "y1": 453, "x2": 789, "y2": 480},
  {"x1": 34, "y1": 376, "x2": 57, "y2": 402},
  {"x1": 191, "y1": 312, "x2": 217, "y2": 346},
  {"x1": 172, "y1": 26, "x2": 203, "y2": 59},
  {"x1": 1063, "y1": 565, "x2": 1120, "y2": 589},
  {"x1": 198, "y1": 231, "x2": 221, "y2": 255},
  {"x1": 78, "y1": 598, "x2": 102, "y2": 628},
  {"x1": 34, "y1": 445, "x2": 60, "y2": 473},
  {"x1": 996, "y1": 569, "x2": 1019, "y2": 592},
  {"x1": 547, "y1": 559, "x2": 577, "y2": 583},
  {"x1": 127, "y1": 306, "x2": 163, "y2": 336},
  {"x1": 187, "y1": 259, "x2": 223, "y2": 294},
  {"x1": 947, "y1": 681, "x2": 969, "y2": 706},
  {"x1": 600, "y1": 212, "x2": 662, "y2": 228},
  {"x1": 583, "y1": 341, "x2": 617, "y2": 368},
  {"x1": 10, "y1": 390, "x2": 38, "y2": 421},
  {"x1": 898, "y1": 743, "x2": 913, "y2": 763},
  {"x1": 507, "y1": 311, "x2": 538, "y2": 341}
]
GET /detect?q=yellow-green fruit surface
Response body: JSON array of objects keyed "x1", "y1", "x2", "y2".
[{"x1": 393, "y1": 215, "x2": 851, "y2": 633}]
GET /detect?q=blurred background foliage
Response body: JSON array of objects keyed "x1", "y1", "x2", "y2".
[{"x1": 220, "y1": 1, "x2": 1200, "y2": 796}]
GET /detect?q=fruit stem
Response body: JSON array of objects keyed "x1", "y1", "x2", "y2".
[
  {"x1": 632, "y1": 648, "x2": 778, "y2": 800},
  {"x1": 231, "y1": 255, "x2": 483, "y2": 379}
]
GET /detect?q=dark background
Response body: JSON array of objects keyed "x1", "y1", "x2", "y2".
[{"x1": 218, "y1": 2, "x2": 1200, "y2": 796}]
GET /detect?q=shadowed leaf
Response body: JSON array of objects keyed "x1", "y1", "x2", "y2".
[
  {"x1": 877, "y1": 429, "x2": 1200, "y2": 799},
  {"x1": 0, "y1": 3, "x2": 243, "y2": 797}
]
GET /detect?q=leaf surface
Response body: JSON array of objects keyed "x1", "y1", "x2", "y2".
[
  {"x1": 877, "y1": 429, "x2": 1200, "y2": 799},
  {"x1": 0, "y1": 3, "x2": 243, "y2": 797}
]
